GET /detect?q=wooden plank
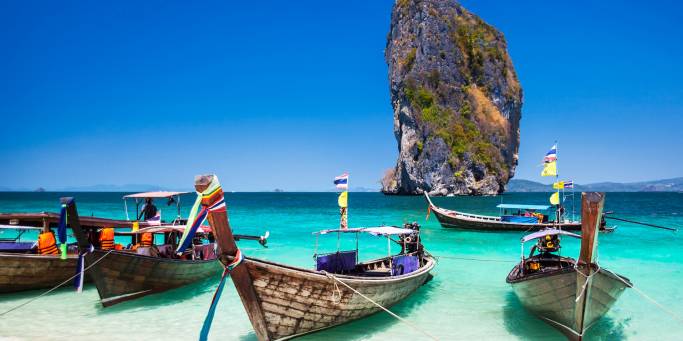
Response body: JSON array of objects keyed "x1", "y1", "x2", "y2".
[{"x1": 578, "y1": 192, "x2": 605, "y2": 266}]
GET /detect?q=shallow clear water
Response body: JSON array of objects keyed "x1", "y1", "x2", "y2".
[{"x1": 0, "y1": 192, "x2": 681, "y2": 340}]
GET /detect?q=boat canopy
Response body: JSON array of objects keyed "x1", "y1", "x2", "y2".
[
  {"x1": 521, "y1": 229, "x2": 580, "y2": 243},
  {"x1": 0, "y1": 224, "x2": 43, "y2": 230},
  {"x1": 123, "y1": 225, "x2": 210, "y2": 234},
  {"x1": 496, "y1": 204, "x2": 550, "y2": 210},
  {"x1": 317, "y1": 226, "x2": 416, "y2": 236},
  {"x1": 122, "y1": 191, "x2": 190, "y2": 199}
]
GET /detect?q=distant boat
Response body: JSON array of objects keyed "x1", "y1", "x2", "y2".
[
  {"x1": 194, "y1": 174, "x2": 435, "y2": 340},
  {"x1": 424, "y1": 193, "x2": 597, "y2": 231},
  {"x1": 506, "y1": 193, "x2": 631, "y2": 340}
]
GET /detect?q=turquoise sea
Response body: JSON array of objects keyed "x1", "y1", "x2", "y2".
[{"x1": 0, "y1": 192, "x2": 682, "y2": 340}]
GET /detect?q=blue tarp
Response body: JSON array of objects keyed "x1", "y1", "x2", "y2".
[
  {"x1": 0, "y1": 241, "x2": 35, "y2": 252},
  {"x1": 501, "y1": 215, "x2": 539, "y2": 223},
  {"x1": 496, "y1": 204, "x2": 550, "y2": 210},
  {"x1": 392, "y1": 255, "x2": 419, "y2": 276},
  {"x1": 316, "y1": 250, "x2": 357, "y2": 273}
]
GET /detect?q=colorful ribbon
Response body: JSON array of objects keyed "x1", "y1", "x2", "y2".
[
  {"x1": 175, "y1": 176, "x2": 226, "y2": 254},
  {"x1": 199, "y1": 249, "x2": 244, "y2": 341},
  {"x1": 57, "y1": 202, "x2": 69, "y2": 260},
  {"x1": 74, "y1": 245, "x2": 93, "y2": 292}
]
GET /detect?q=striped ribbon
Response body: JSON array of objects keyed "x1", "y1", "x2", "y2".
[
  {"x1": 74, "y1": 245, "x2": 94, "y2": 292},
  {"x1": 199, "y1": 249, "x2": 244, "y2": 341},
  {"x1": 57, "y1": 202, "x2": 69, "y2": 260},
  {"x1": 175, "y1": 176, "x2": 226, "y2": 255}
]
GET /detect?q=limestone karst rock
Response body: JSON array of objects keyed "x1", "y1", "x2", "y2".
[{"x1": 382, "y1": 0, "x2": 522, "y2": 195}]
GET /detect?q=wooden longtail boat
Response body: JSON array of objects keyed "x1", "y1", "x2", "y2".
[
  {"x1": 0, "y1": 192, "x2": 193, "y2": 295},
  {"x1": 64, "y1": 198, "x2": 224, "y2": 307},
  {"x1": 0, "y1": 213, "x2": 143, "y2": 294},
  {"x1": 506, "y1": 193, "x2": 631, "y2": 340},
  {"x1": 424, "y1": 193, "x2": 599, "y2": 231},
  {"x1": 0, "y1": 252, "x2": 80, "y2": 294},
  {"x1": 196, "y1": 174, "x2": 436, "y2": 340}
]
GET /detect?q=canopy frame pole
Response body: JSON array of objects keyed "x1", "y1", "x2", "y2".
[
  {"x1": 176, "y1": 195, "x2": 182, "y2": 224},
  {"x1": 355, "y1": 232, "x2": 359, "y2": 264},
  {"x1": 124, "y1": 199, "x2": 130, "y2": 221},
  {"x1": 313, "y1": 233, "x2": 320, "y2": 268},
  {"x1": 387, "y1": 235, "x2": 392, "y2": 272},
  {"x1": 520, "y1": 241, "x2": 525, "y2": 275}
]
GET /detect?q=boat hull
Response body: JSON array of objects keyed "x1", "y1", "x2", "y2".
[
  {"x1": 508, "y1": 267, "x2": 630, "y2": 339},
  {"x1": 431, "y1": 206, "x2": 582, "y2": 231},
  {"x1": 0, "y1": 253, "x2": 83, "y2": 293},
  {"x1": 85, "y1": 250, "x2": 222, "y2": 306},
  {"x1": 241, "y1": 256, "x2": 435, "y2": 340}
]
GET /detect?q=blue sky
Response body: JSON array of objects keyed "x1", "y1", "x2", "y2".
[{"x1": 1, "y1": 1, "x2": 681, "y2": 191}]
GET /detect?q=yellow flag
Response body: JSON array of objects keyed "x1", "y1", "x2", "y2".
[
  {"x1": 553, "y1": 181, "x2": 564, "y2": 189},
  {"x1": 549, "y1": 192, "x2": 560, "y2": 205},
  {"x1": 338, "y1": 191, "x2": 348, "y2": 208},
  {"x1": 541, "y1": 161, "x2": 557, "y2": 177}
]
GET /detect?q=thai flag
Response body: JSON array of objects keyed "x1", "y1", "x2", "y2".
[
  {"x1": 334, "y1": 173, "x2": 349, "y2": 190},
  {"x1": 147, "y1": 210, "x2": 161, "y2": 226},
  {"x1": 564, "y1": 180, "x2": 574, "y2": 188},
  {"x1": 544, "y1": 144, "x2": 557, "y2": 163}
]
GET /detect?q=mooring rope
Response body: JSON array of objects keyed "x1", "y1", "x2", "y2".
[
  {"x1": 0, "y1": 250, "x2": 113, "y2": 316},
  {"x1": 574, "y1": 263, "x2": 601, "y2": 303},
  {"x1": 322, "y1": 271, "x2": 439, "y2": 341},
  {"x1": 601, "y1": 268, "x2": 683, "y2": 325},
  {"x1": 434, "y1": 255, "x2": 516, "y2": 263}
]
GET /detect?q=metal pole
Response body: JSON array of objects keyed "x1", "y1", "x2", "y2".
[{"x1": 124, "y1": 199, "x2": 129, "y2": 221}]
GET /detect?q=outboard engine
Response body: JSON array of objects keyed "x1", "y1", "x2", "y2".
[
  {"x1": 537, "y1": 233, "x2": 560, "y2": 253},
  {"x1": 400, "y1": 222, "x2": 422, "y2": 254}
]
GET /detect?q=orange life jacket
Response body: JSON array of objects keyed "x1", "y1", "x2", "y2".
[
  {"x1": 140, "y1": 232, "x2": 153, "y2": 247},
  {"x1": 99, "y1": 228, "x2": 115, "y2": 250},
  {"x1": 38, "y1": 231, "x2": 59, "y2": 255}
]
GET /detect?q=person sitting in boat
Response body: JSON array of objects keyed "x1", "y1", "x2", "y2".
[{"x1": 137, "y1": 198, "x2": 158, "y2": 221}]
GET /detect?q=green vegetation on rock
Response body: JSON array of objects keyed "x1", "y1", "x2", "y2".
[{"x1": 383, "y1": 0, "x2": 521, "y2": 195}]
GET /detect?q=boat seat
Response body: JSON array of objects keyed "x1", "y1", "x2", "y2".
[{"x1": 361, "y1": 268, "x2": 392, "y2": 277}]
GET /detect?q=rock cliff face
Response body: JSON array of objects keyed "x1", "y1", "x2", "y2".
[{"x1": 381, "y1": 0, "x2": 522, "y2": 196}]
